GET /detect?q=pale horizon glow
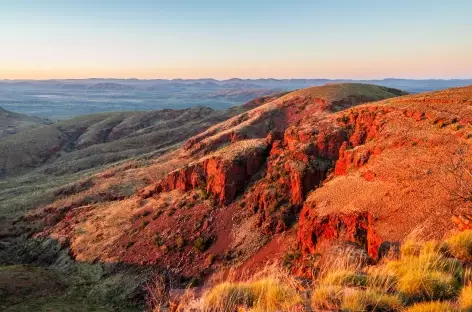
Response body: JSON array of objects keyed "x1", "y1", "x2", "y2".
[{"x1": 1, "y1": 0, "x2": 472, "y2": 80}]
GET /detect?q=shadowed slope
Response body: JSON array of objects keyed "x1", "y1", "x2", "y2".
[{"x1": 0, "y1": 107, "x2": 50, "y2": 139}]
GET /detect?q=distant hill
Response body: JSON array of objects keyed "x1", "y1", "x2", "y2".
[
  {"x1": 0, "y1": 107, "x2": 50, "y2": 139},
  {"x1": 2, "y1": 77, "x2": 471, "y2": 93},
  {"x1": 87, "y1": 83, "x2": 136, "y2": 91}
]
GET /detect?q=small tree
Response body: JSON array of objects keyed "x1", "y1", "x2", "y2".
[
  {"x1": 144, "y1": 271, "x2": 175, "y2": 312},
  {"x1": 444, "y1": 147, "x2": 472, "y2": 203}
]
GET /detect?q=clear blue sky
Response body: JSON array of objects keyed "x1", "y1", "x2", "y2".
[{"x1": 0, "y1": 0, "x2": 471, "y2": 79}]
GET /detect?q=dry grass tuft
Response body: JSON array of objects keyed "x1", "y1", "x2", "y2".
[
  {"x1": 387, "y1": 245, "x2": 462, "y2": 302},
  {"x1": 401, "y1": 240, "x2": 422, "y2": 257},
  {"x1": 446, "y1": 230, "x2": 472, "y2": 262},
  {"x1": 310, "y1": 284, "x2": 344, "y2": 310},
  {"x1": 202, "y1": 278, "x2": 301, "y2": 312},
  {"x1": 365, "y1": 266, "x2": 398, "y2": 292},
  {"x1": 341, "y1": 288, "x2": 403, "y2": 311},
  {"x1": 203, "y1": 282, "x2": 256, "y2": 311},
  {"x1": 459, "y1": 285, "x2": 472, "y2": 311},
  {"x1": 404, "y1": 301, "x2": 458, "y2": 312},
  {"x1": 397, "y1": 270, "x2": 459, "y2": 302},
  {"x1": 165, "y1": 232, "x2": 472, "y2": 311},
  {"x1": 249, "y1": 278, "x2": 303, "y2": 312},
  {"x1": 320, "y1": 269, "x2": 367, "y2": 287}
]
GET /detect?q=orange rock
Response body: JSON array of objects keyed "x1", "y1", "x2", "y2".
[{"x1": 298, "y1": 204, "x2": 382, "y2": 260}]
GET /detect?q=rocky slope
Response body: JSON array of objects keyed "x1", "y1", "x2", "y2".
[
  {"x1": 1, "y1": 84, "x2": 403, "y2": 268},
  {"x1": 4, "y1": 83, "x2": 472, "y2": 310}
]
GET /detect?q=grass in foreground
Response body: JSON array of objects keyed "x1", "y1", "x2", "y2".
[
  {"x1": 203, "y1": 277, "x2": 301, "y2": 312},
  {"x1": 447, "y1": 230, "x2": 472, "y2": 262},
  {"x1": 190, "y1": 230, "x2": 472, "y2": 312},
  {"x1": 404, "y1": 301, "x2": 458, "y2": 312},
  {"x1": 459, "y1": 285, "x2": 472, "y2": 311}
]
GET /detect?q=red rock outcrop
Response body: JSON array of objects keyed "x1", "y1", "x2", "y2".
[
  {"x1": 139, "y1": 141, "x2": 269, "y2": 204},
  {"x1": 298, "y1": 206, "x2": 382, "y2": 260},
  {"x1": 334, "y1": 142, "x2": 372, "y2": 175},
  {"x1": 241, "y1": 105, "x2": 391, "y2": 235},
  {"x1": 452, "y1": 214, "x2": 472, "y2": 231}
]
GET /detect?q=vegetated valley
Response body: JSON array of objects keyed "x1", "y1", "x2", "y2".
[{"x1": 2, "y1": 83, "x2": 472, "y2": 311}]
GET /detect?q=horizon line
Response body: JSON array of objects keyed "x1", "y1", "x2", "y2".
[{"x1": 2, "y1": 77, "x2": 472, "y2": 82}]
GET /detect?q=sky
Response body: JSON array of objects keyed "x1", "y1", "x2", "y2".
[{"x1": 0, "y1": 0, "x2": 471, "y2": 80}]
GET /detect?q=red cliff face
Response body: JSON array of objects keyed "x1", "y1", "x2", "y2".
[
  {"x1": 139, "y1": 143, "x2": 269, "y2": 205},
  {"x1": 141, "y1": 95, "x2": 398, "y2": 266},
  {"x1": 282, "y1": 109, "x2": 391, "y2": 260},
  {"x1": 334, "y1": 142, "x2": 372, "y2": 175},
  {"x1": 241, "y1": 107, "x2": 389, "y2": 236},
  {"x1": 244, "y1": 138, "x2": 335, "y2": 234},
  {"x1": 298, "y1": 204, "x2": 382, "y2": 260}
]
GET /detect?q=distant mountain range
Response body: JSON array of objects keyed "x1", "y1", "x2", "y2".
[
  {"x1": 1, "y1": 78, "x2": 471, "y2": 120},
  {"x1": 1, "y1": 78, "x2": 471, "y2": 93}
]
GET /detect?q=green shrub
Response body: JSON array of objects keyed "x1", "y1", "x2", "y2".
[
  {"x1": 193, "y1": 236, "x2": 213, "y2": 252},
  {"x1": 153, "y1": 234, "x2": 164, "y2": 247},
  {"x1": 126, "y1": 241, "x2": 134, "y2": 249},
  {"x1": 175, "y1": 237, "x2": 185, "y2": 249}
]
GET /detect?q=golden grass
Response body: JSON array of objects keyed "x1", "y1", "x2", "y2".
[
  {"x1": 387, "y1": 243, "x2": 462, "y2": 302},
  {"x1": 397, "y1": 270, "x2": 459, "y2": 302},
  {"x1": 387, "y1": 250, "x2": 463, "y2": 280},
  {"x1": 459, "y1": 285, "x2": 472, "y2": 312},
  {"x1": 310, "y1": 285, "x2": 344, "y2": 310},
  {"x1": 341, "y1": 288, "x2": 403, "y2": 312},
  {"x1": 202, "y1": 278, "x2": 301, "y2": 312},
  {"x1": 180, "y1": 231, "x2": 472, "y2": 311},
  {"x1": 320, "y1": 269, "x2": 367, "y2": 287},
  {"x1": 401, "y1": 240, "x2": 422, "y2": 257},
  {"x1": 310, "y1": 236, "x2": 468, "y2": 310},
  {"x1": 365, "y1": 266, "x2": 398, "y2": 292},
  {"x1": 404, "y1": 301, "x2": 458, "y2": 312},
  {"x1": 446, "y1": 230, "x2": 472, "y2": 262},
  {"x1": 203, "y1": 282, "x2": 256, "y2": 311},
  {"x1": 250, "y1": 278, "x2": 302, "y2": 312}
]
